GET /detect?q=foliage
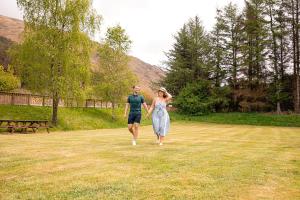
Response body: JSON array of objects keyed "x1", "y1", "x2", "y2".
[
  {"x1": 0, "y1": 36, "x2": 13, "y2": 70},
  {"x1": 164, "y1": 0, "x2": 300, "y2": 114},
  {"x1": 0, "y1": 65, "x2": 20, "y2": 91},
  {"x1": 10, "y1": 0, "x2": 101, "y2": 125},
  {"x1": 164, "y1": 16, "x2": 211, "y2": 96},
  {"x1": 174, "y1": 80, "x2": 230, "y2": 115},
  {"x1": 94, "y1": 25, "x2": 137, "y2": 119}
]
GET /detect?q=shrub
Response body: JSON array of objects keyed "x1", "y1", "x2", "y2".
[
  {"x1": 174, "y1": 80, "x2": 230, "y2": 115},
  {"x1": 0, "y1": 65, "x2": 20, "y2": 91}
]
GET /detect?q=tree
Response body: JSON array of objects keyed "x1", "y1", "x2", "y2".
[
  {"x1": 292, "y1": 0, "x2": 300, "y2": 113},
  {"x1": 236, "y1": 0, "x2": 270, "y2": 111},
  {"x1": 174, "y1": 80, "x2": 230, "y2": 115},
  {"x1": 0, "y1": 37, "x2": 13, "y2": 71},
  {"x1": 11, "y1": 0, "x2": 101, "y2": 125},
  {"x1": 284, "y1": 0, "x2": 300, "y2": 113},
  {"x1": 164, "y1": 2, "x2": 298, "y2": 113},
  {"x1": 241, "y1": 0, "x2": 269, "y2": 90},
  {"x1": 210, "y1": 9, "x2": 226, "y2": 88},
  {"x1": 164, "y1": 16, "x2": 211, "y2": 96},
  {"x1": 94, "y1": 25, "x2": 137, "y2": 119},
  {"x1": 265, "y1": 0, "x2": 282, "y2": 113},
  {"x1": 218, "y1": 3, "x2": 243, "y2": 110}
]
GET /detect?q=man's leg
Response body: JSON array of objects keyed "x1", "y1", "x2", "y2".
[
  {"x1": 133, "y1": 123, "x2": 139, "y2": 140},
  {"x1": 128, "y1": 124, "x2": 134, "y2": 135},
  {"x1": 128, "y1": 124, "x2": 137, "y2": 145}
]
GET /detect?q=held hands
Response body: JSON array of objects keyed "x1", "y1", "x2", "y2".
[{"x1": 146, "y1": 107, "x2": 152, "y2": 118}]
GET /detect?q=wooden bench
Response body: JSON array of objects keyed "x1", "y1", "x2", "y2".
[{"x1": 0, "y1": 120, "x2": 50, "y2": 133}]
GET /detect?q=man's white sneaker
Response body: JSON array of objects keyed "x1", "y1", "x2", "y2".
[
  {"x1": 159, "y1": 143, "x2": 163, "y2": 146},
  {"x1": 132, "y1": 140, "x2": 137, "y2": 146}
]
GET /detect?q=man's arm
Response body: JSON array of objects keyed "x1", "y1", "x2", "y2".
[
  {"x1": 140, "y1": 96, "x2": 148, "y2": 113},
  {"x1": 142, "y1": 102, "x2": 148, "y2": 113},
  {"x1": 124, "y1": 103, "x2": 129, "y2": 118}
]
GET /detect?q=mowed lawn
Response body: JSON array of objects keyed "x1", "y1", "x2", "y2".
[{"x1": 0, "y1": 122, "x2": 299, "y2": 200}]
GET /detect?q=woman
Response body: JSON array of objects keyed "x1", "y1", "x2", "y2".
[{"x1": 147, "y1": 87, "x2": 172, "y2": 146}]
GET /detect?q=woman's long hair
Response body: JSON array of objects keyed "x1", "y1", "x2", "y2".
[{"x1": 158, "y1": 90, "x2": 167, "y2": 98}]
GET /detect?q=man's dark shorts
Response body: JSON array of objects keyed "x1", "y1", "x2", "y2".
[{"x1": 128, "y1": 113, "x2": 141, "y2": 124}]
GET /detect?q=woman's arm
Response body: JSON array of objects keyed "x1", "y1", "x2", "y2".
[
  {"x1": 147, "y1": 98, "x2": 156, "y2": 117},
  {"x1": 165, "y1": 92, "x2": 172, "y2": 102}
]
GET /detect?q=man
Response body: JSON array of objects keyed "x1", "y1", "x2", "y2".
[{"x1": 124, "y1": 85, "x2": 148, "y2": 145}]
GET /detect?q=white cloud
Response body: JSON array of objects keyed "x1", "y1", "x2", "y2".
[
  {"x1": 1, "y1": 0, "x2": 245, "y2": 66},
  {"x1": 93, "y1": 0, "x2": 245, "y2": 66}
]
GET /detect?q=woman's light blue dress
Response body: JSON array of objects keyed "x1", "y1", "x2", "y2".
[{"x1": 152, "y1": 101, "x2": 170, "y2": 136}]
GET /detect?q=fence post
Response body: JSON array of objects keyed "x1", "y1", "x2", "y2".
[
  {"x1": 27, "y1": 94, "x2": 31, "y2": 105},
  {"x1": 11, "y1": 93, "x2": 15, "y2": 105},
  {"x1": 0, "y1": 92, "x2": 113, "y2": 109}
]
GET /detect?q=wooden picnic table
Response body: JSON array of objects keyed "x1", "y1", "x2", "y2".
[{"x1": 0, "y1": 120, "x2": 50, "y2": 133}]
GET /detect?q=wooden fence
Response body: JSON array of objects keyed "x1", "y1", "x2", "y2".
[{"x1": 0, "y1": 92, "x2": 117, "y2": 108}]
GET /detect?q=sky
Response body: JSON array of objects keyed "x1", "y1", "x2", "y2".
[{"x1": 0, "y1": 0, "x2": 245, "y2": 66}]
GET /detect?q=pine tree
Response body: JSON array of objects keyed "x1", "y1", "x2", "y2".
[
  {"x1": 210, "y1": 9, "x2": 226, "y2": 88},
  {"x1": 164, "y1": 16, "x2": 211, "y2": 96},
  {"x1": 289, "y1": 0, "x2": 300, "y2": 113},
  {"x1": 265, "y1": 0, "x2": 283, "y2": 113},
  {"x1": 276, "y1": 0, "x2": 290, "y2": 81},
  {"x1": 164, "y1": 24, "x2": 192, "y2": 95},
  {"x1": 238, "y1": 0, "x2": 269, "y2": 111},
  {"x1": 214, "y1": 3, "x2": 243, "y2": 110}
]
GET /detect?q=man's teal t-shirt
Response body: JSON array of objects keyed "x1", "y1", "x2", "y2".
[{"x1": 127, "y1": 95, "x2": 144, "y2": 114}]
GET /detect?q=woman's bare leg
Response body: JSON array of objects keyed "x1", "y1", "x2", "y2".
[
  {"x1": 159, "y1": 136, "x2": 165, "y2": 145},
  {"x1": 155, "y1": 133, "x2": 160, "y2": 143}
]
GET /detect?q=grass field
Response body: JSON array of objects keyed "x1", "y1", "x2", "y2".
[
  {"x1": 171, "y1": 112, "x2": 300, "y2": 127},
  {"x1": 1, "y1": 105, "x2": 300, "y2": 132},
  {"x1": 1, "y1": 122, "x2": 299, "y2": 200},
  {"x1": 0, "y1": 105, "x2": 151, "y2": 131}
]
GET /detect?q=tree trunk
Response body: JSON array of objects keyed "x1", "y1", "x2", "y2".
[
  {"x1": 277, "y1": 102, "x2": 282, "y2": 114},
  {"x1": 296, "y1": 75, "x2": 300, "y2": 113},
  {"x1": 296, "y1": 0, "x2": 300, "y2": 113},
  {"x1": 52, "y1": 92, "x2": 59, "y2": 125},
  {"x1": 268, "y1": 2, "x2": 281, "y2": 114},
  {"x1": 111, "y1": 101, "x2": 116, "y2": 120},
  {"x1": 279, "y1": 19, "x2": 285, "y2": 83},
  {"x1": 232, "y1": 28, "x2": 238, "y2": 111},
  {"x1": 291, "y1": 0, "x2": 300, "y2": 113}
]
